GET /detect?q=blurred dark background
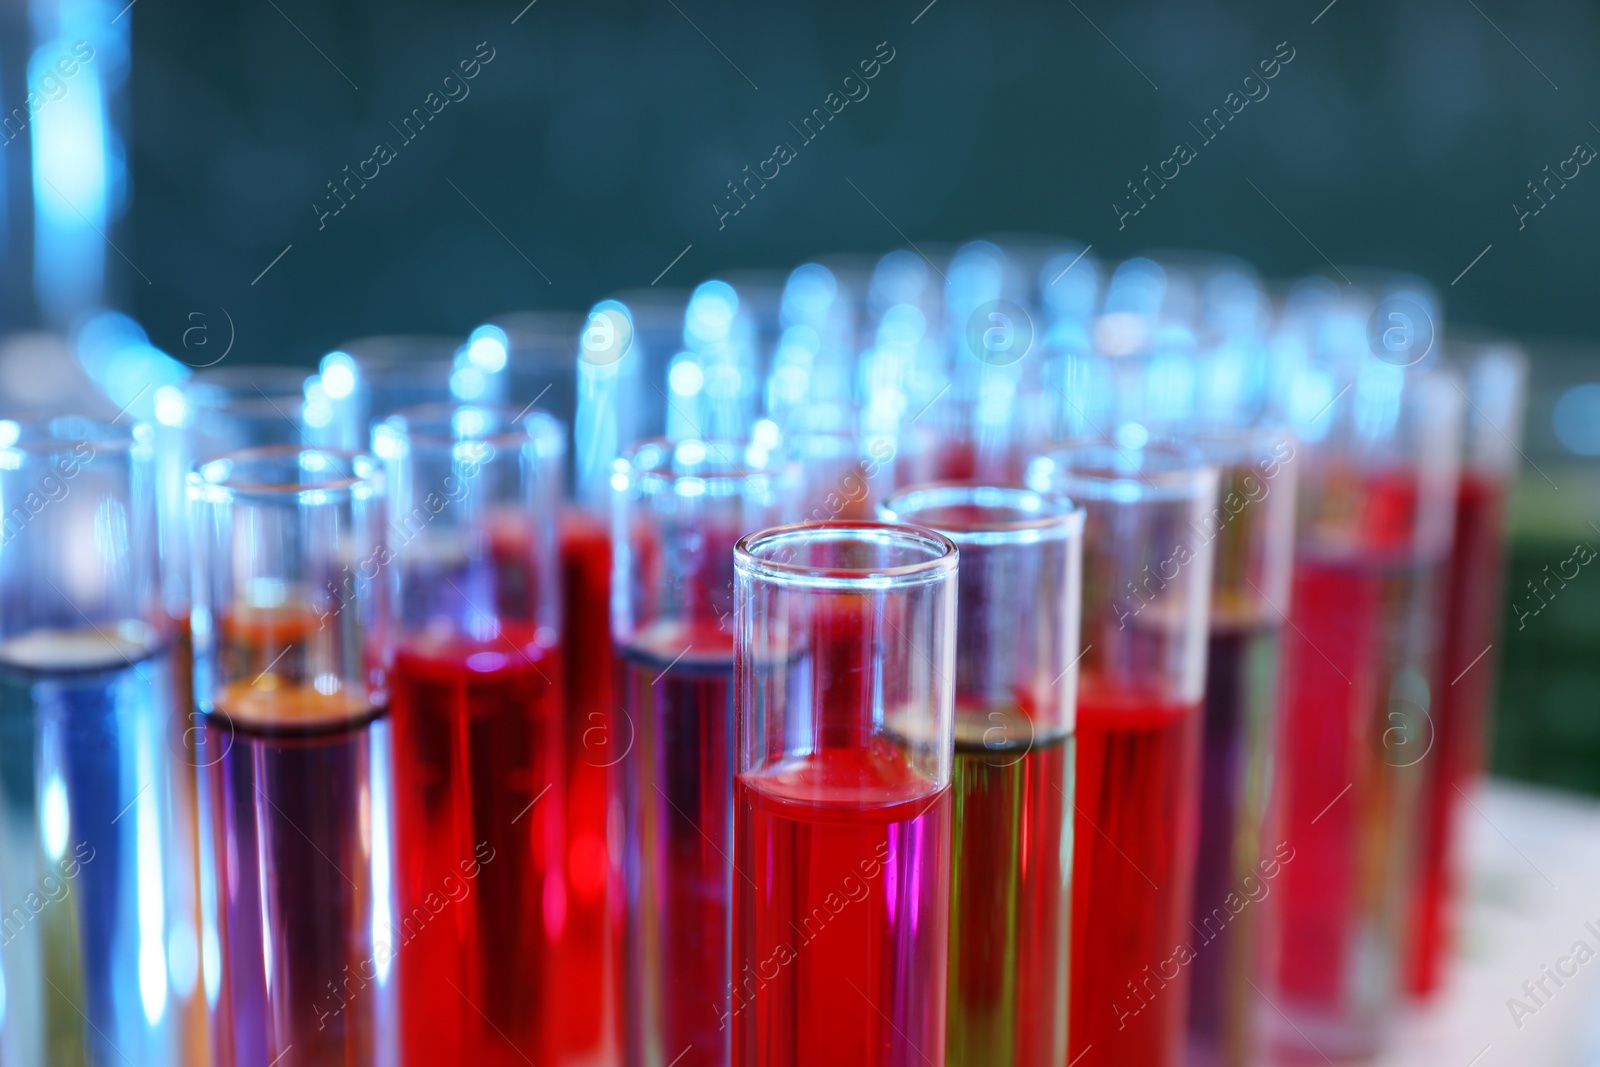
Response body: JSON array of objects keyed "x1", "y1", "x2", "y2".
[{"x1": 116, "y1": 0, "x2": 1600, "y2": 358}]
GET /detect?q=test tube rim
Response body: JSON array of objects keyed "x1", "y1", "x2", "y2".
[
  {"x1": 1184, "y1": 422, "x2": 1297, "y2": 467},
  {"x1": 190, "y1": 444, "x2": 381, "y2": 502},
  {"x1": 1028, "y1": 437, "x2": 1218, "y2": 504},
  {"x1": 619, "y1": 435, "x2": 793, "y2": 497},
  {"x1": 735, "y1": 519, "x2": 957, "y2": 590},
  {"x1": 879, "y1": 481, "x2": 1085, "y2": 546},
  {"x1": 0, "y1": 413, "x2": 141, "y2": 458},
  {"x1": 379, "y1": 401, "x2": 567, "y2": 458}
]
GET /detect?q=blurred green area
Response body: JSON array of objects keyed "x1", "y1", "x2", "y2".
[
  {"x1": 1493, "y1": 475, "x2": 1600, "y2": 794},
  {"x1": 1490, "y1": 343, "x2": 1600, "y2": 795}
]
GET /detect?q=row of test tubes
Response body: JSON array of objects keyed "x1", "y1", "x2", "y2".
[{"x1": 0, "y1": 239, "x2": 1525, "y2": 1067}]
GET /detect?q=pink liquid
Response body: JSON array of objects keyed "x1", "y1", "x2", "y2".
[
  {"x1": 1273, "y1": 550, "x2": 1434, "y2": 1055},
  {"x1": 733, "y1": 744, "x2": 951, "y2": 1067},
  {"x1": 1407, "y1": 470, "x2": 1508, "y2": 994},
  {"x1": 1070, "y1": 682, "x2": 1203, "y2": 1066},
  {"x1": 389, "y1": 626, "x2": 564, "y2": 1067}
]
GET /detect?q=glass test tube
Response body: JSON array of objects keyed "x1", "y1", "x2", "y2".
[
  {"x1": 482, "y1": 303, "x2": 639, "y2": 1060},
  {"x1": 1027, "y1": 441, "x2": 1217, "y2": 1067},
  {"x1": 0, "y1": 417, "x2": 179, "y2": 1065},
  {"x1": 184, "y1": 365, "x2": 314, "y2": 461},
  {"x1": 1405, "y1": 341, "x2": 1527, "y2": 996},
  {"x1": 879, "y1": 485, "x2": 1084, "y2": 1067},
  {"x1": 487, "y1": 312, "x2": 582, "y2": 428},
  {"x1": 189, "y1": 447, "x2": 394, "y2": 1067},
  {"x1": 169, "y1": 364, "x2": 316, "y2": 1065},
  {"x1": 939, "y1": 240, "x2": 1030, "y2": 484},
  {"x1": 611, "y1": 438, "x2": 792, "y2": 1067},
  {"x1": 487, "y1": 305, "x2": 631, "y2": 1061},
  {"x1": 319, "y1": 335, "x2": 503, "y2": 449},
  {"x1": 1269, "y1": 361, "x2": 1462, "y2": 1058},
  {"x1": 1182, "y1": 426, "x2": 1298, "y2": 1067},
  {"x1": 603, "y1": 289, "x2": 691, "y2": 452},
  {"x1": 731, "y1": 522, "x2": 957, "y2": 1067},
  {"x1": 786, "y1": 424, "x2": 897, "y2": 524},
  {"x1": 375, "y1": 405, "x2": 566, "y2": 1067}
]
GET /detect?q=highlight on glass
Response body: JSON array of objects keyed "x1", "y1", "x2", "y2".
[
  {"x1": 187, "y1": 446, "x2": 394, "y2": 1065},
  {"x1": 374, "y1": 404, "x2": 566, "y2": 1067},
  {"x1": 1027, "y1": 440, "x2": 1218, "y2": 1067},
  {"x1": 1269, "y1": 350, "x2": 1463, "y2": 1058},
  {"x1": 878, "y1": 484, "x2": 1084, "y2": 1067},
  {"x1": 0, "y1": 417, "x2": 180, "y2": 1064},
  {"x1": 731, "y1": 521, "x2": 958, "y2": 1067},
  {"x1": 610, "y1": 436, "x2": 794, "y2": 1067}
]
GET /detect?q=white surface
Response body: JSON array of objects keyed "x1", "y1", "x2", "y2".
[{"x1": 1382, "y1": 779, "x2": 1600, "y2": 1067}]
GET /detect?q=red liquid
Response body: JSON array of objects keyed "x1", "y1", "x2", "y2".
[
  {"x1": 931, "y1": 437, "x2": 978, "y2": 482},
  {"x1": 1069, "y1": 682, "x2": 1203, "y2": 1067},
  {"x1": 1407, "y1": 471, "x2": 1508, "y2": 994},
  {"x1": 733, "y1": 744, "x2": 951, "y2": 1067},
  {"x1": 618, "y1": 621, "x2": 737, "y2": 1067},
  {"x1": 945, "y1": 707, "x2": 1073, "y2": 1067},
  {"x1": 1273, "y1": 552, "x2": 1432, "y2": 1055},
  {"x1": 390, "y1": 626, "x2": 565, "y2": 1067},
  {"x1": 558, "y1": 509, "x2": 621, "y2": 1057},
  {"x1": 203, "y1": 682, "x2": 387, "y2": 1067}
]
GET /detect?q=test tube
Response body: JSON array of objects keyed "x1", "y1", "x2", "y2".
[
  {"x1": 731, "y1": 521, "x2": 958, "y2": 1067},
  {"x1": 189, "y1": 446, "x2": 395, "y2": 1066},
  {"x1": 566, "y1": 300, "x2": 672, "y2": 1065},
  {"x1": 168, "y1": 364, "x2": 315, "y2": 1062},
  {"x1": 183, "y1": 365, "x2": 314, "y2": 460},
  {"x1": 319, "y1": 335, "x2": 502, "y2": 449},
  {"x1": 0, "y1": 417, "x2": 179, "y2": 1065},
  {"x1": 1027, "y1": 440, "x2": 1217, "y2": 1067},
  {"x1": 879, "y1": 485, "x2": 1084, "y2": 1067},
  {"x1": 668, "y1": 281, "x2": 763, "y2": 442},
  {"x1": 375, "y1": 404, "x2": 566, "y2": 1066},
  {"x1": 779, "y1": 419, "x2": 896, "y2": 525},
  {"x1": 1406, "y1": 340, "x2": 1526, "y2": 996},
  {"x1": 1182, "y1": 426, "x2": 1298, "y2": 1067},
  {"x1": 480, "y1": 306, "x2": 628, "y2": 1061},
  {"x1": 486, "y1": 312, "x2": 582, "y2": 435},
  {"x1": 611, "y1": 437, "x2": 793, "y2": 1067},
  {"x1": 765, "y1": 263, "x2": 860, "y2": 435},
  {"x1": 1269, "y1": 354, "x2": 1462, "y2": 1057},
  {"x1": 603, "y1": 289, "x2": 692, "y2": 448},
  {"x1": 940, "y1": 240, "x2": 1032, "y2": 483}
]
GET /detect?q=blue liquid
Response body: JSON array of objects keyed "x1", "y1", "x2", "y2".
[{"x1": 0, "y1": 626, "x2": 178, "y2": 1066}]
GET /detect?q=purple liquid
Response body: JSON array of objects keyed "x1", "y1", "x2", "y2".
[
  {"x1": 203, "y1": 682, "x2": 391, "y2": 1067},
  {"x1": 617, "y1": 622, "x2": 735, "y2": 1067},
  {"x1": 1186, "y1": 620, "x2": 1283, "y2": 1067}
]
